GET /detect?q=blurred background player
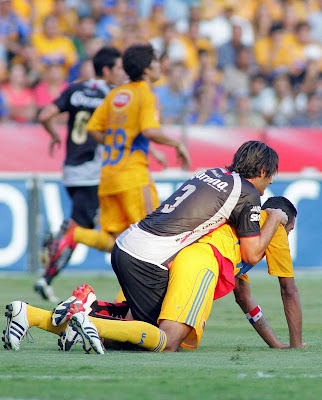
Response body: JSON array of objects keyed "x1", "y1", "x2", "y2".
[
  {"x1": 34, "y1": 46, "x2": 125, "y2": 301},
  {"x1": 48, "y1": 44, "x2": 190, "y2": 303}
]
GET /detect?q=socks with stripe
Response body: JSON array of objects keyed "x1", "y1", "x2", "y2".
[
  {"x1": 73, "y1": 227, "x2": 115, "y2": 252},
  {"x1": 26, "y1": 305, "x2": 67, "y2": 335},
  {"x1": 89, "y1": 317, "x2": 167, "y2": 352}
]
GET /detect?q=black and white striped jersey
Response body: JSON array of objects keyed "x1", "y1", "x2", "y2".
[
  {"x1": 116, "y1": 168, "x2": 262, "y2": 269},
  {"x1": 54, "y1": 78, "x2": 111, "y2": 186}
]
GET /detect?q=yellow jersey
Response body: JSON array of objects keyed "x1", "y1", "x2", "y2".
[
  {"x1": 87, "y1": 81, "x2": 160, "y2": 196},
  {"x1": 199, "y1": 210, "x2": 294, "y2": 279}
]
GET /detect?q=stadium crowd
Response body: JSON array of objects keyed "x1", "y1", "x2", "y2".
[{"x1": 0, "y1": 0, "x2": 321, "y2": 127}]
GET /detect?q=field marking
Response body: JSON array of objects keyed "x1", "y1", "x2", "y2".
[
  {"x1": 0, "y1": 374, "x2": 160, "y2": 381},
  {"x1": 238, "y1": 371, "x2": 322, "y2": 379}
]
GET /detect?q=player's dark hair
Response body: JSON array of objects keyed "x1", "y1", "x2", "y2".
[
  {"x1": 262, "y1": 196, "x2": 297, "y2": 229},
  {"x1": 122, "y1": 44, "x2": 155, "y2": 81},
  {"x1": 226, "y1": 140, "x2": 279, "y2": 179},
  {"x1": 93, "y1": 47, "x2": 121, "y2": 77}
]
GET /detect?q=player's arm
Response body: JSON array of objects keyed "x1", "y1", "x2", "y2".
[
  {"x1": 239, "y1": 208, "x2": 288, "y2": 265},
  {"x1": 38, "y1": 103, "x2": 62, "y2": 156},
  {"x1": 233, "y1": 278, "x2": 288, "y2": 348},
  {"x1": 86, "y1": 100, "x2": 108, "y2": 145},
  {"x1": 278, "y1": 277, "x2": 303, "y2": 348},
  {"x1": 265, "y1": 223, "x2": 304, "y2": 348},
  {"x1": 142, "y1": 128, "x2": 190, "y2": 170}
]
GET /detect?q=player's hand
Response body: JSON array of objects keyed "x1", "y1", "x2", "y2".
[
  {"x1": 49, "y1": 135, "x2": 61, "y2": 156},
  {"x1": 265, "y1": 208, "x2": 288, "y2": 226},
  {"x1": 151, "y1": 148, "x2": 168, "y2": 169},
  {"x1": 176, "y1": 143, "x2": 191, "y2": 171}
]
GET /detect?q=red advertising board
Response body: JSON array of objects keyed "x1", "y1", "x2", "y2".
[{"x1": 0, "y1": 123, "x2": 321, "y2": 172}]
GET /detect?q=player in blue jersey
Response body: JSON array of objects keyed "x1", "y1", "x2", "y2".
[{"x1": 34, "y1": 47, "x2": 125, "y2": 301}]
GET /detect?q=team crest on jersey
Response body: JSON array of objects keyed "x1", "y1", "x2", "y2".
[{"x1": 112, "y1": 89, "x2": 132, "y2": 111}]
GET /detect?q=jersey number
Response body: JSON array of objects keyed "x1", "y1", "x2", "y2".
[
  {"x1": 102, "y1": 128, "x2": 126, "y2": 166},
  {"x1": 71, "y1": 111, "x2": 91, "y2": 144},
  {"x1": 161, "y1": 184, "x2": 196, "y2": 214}
]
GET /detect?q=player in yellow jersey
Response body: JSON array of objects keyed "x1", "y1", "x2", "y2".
[
  {"x1": 49, "y1": 44, "x2": 190, "y2": 290},
  {"x1": 233, "y1": 196, "x2": 302, "y2": 349},
  {"x1": 4, "y1": 197, "x2": 303, "y2": 354}
]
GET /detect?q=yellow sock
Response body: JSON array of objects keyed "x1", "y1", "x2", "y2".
[
  {"x1": 114, "y1": 288, "x2": 126, "y2": 303},
  {"x1": 73, "y1": 227, "x2": 115, "y2": 252},
  {"x1": 26, "y1": 305, "x2": 67, "y2": 335},
  {"x1": 89, "y1": 317, "x2": 167, "y2": 352}
]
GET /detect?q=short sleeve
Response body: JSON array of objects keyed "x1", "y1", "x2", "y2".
[
  {"x1": 234, "y1": 192, "x2": 261, "y2": 238},
  {"x1": 139, "y1": 87, "x2": 160, "y2": 132},
  {"x1": 265, "y1": 225, "x2": 294, "y2": 277},
  {"x1": 86, "y1": 98, "x2": 109, "y2": 132}
]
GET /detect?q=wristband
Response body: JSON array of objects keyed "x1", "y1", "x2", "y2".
[{"x1": 245, "y1": 305, "x2": 263, "y2": 324}]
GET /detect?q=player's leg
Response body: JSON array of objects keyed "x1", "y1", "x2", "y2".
[
  {"x1": 113, "y1": 182, "x2": 160, "y2": 303},
  {"x1": 158, "y1": 242, "x2": 219, "y2": 351},
  {"x1": 35, "y1": 186, "x2": 99, "y2": 300},
  {"x1": 2, "y1": 301, "x2": 66, "y2": 351},
  {"x1": 72, "y1": 194, "x2": 122, "y2": 252},
  {"x1": 69, "y1": 312, "x2": 167, "y2": 354}
]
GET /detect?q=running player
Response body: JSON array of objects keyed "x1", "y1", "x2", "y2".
[
  {"x1": 48, "y1": 44, "x2": 190, "y2": 292},
  {"x1": 34, "y1": 47, "x2": 125, "y2": 301}
]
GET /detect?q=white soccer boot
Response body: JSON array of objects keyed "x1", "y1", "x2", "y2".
[
  {"x1": 58, "y1": 323, "x2": 83, "y2": 351},
  {"x1": 2, "y1": 301, "x2": 30, "y2": 351},
  {"x1": 69, "y1": 312, "x2": 105, "y2": 355}
]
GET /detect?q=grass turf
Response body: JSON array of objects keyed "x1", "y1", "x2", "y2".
[{"x1": 0, "y1": 272, "x2": 321, "y2": 400}]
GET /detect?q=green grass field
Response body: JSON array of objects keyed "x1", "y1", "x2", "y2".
[{"x1": 0, "y1": 271, "x2": 321, "y2": 400}]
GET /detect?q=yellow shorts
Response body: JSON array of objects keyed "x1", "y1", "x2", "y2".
[
  {"x1": 237, "y1": 273, "x2": 250, "y2": 283},
  {"x1": 158, "y1": 242, "x2": 219, "y2": 350},
  {"x1": 99, "y1": 183, "x2": 159, "y2": 233}
]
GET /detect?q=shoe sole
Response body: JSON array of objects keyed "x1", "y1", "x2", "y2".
[
  {"x1": 2, "y1": 304, "x2": 14, "y2": 350},
  {"x1": 70, "y1": 316, "x2": 104, "y2": 355}
]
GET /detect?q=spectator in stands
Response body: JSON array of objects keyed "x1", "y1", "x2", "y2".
[
  {"x1": 34, "y1": 64, "x2": 67, "y2": 112},
  {"x1": 72, "y1": 17, "x2": 96, "y2": 60},
  {"x1": 225, "y1": 93, "x2": 266, "y2": 128},
  {"x1": 32, "y1": 15, "x2": 78, "y2": 78},
  {"x1": 150, "y1": 22, "x2": 187, "y2": 64},
  {"x1": 1, "y1": 63, "x2": 36, "y2": 122},
  {"x1": 217, "y1": 23, "x2": 243, "y2": 70},
  {"x1": 95, "y1": 0, "x2": 130, "y2": 42},
  {"x1": 52, "y1": 0, "x2": 79, "y2": 36},
  {"x1": 0, "y1": 0, "x2": 30, "y2": 63},
  {"x1": 271, "y1": 74, "x2": 296, "y2": 126},
  {"x1": 188, "y1": 84, "x2": 225, "y2": 126},
  {"x1": 252, "y1": 4, "x2": 272, "y2": 41},
  {"x1": 254, "y1": 23, "x2": 292, "y2": 77},
  {"x1": 223, "y1": 46, "x2": 253, "y2": 100},
  {"x1": 78, "y1": 58, "x2": 95, "y2": 82},
  {"x1": 249, "y1": 73, "x2": 276, "y2": 121},
  {"x1": 290, "y1": 92, "x2": 322, "y2": 127},
  {"x1": 154, "y1": 62, "x2": 192, "y2": 124}
]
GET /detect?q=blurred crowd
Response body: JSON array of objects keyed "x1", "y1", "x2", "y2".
[{"x1": 0, "y1": 0, "x2": 321, "y2": 127}]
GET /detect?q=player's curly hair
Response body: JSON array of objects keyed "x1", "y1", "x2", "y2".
[
  {"x1": 122, "y1": 44, "x2": 155, "y2": 81},
  {"x1": 226, "y1": 140, "x2": 278, "y2": 179},
  {"x1": 262, "y1": 196, "x2": 297, "y2": 229},
  {"x1": 93, "y1": 47, "x2": 121, "y2": 77}
]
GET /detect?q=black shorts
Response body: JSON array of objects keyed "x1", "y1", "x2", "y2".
[
  {"x1": 111, "y1": 244, "x2": 169, "y2": 326},
  {"x1": 66, "y1": 186, "x2": 98, "y2": 228}
]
